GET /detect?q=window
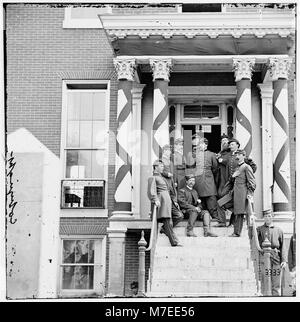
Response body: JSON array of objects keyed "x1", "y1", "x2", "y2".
[
  {"x1": 63, "y1": 6, "x2": 112, "y2": 28},
  {"x1": 61, "y1": 82, "x2": 109, "y2": 209},
  {"x1": 182, "y1": 4, "x2": 222, "y2": 12},
  {"x1": 183, "y1": 105, "x2": 220, "y2": 119},
  {"x1": 60, "y1": 237, "x2": 106, "y2": 296}
]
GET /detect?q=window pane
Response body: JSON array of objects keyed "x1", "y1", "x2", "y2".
[
  {"x1": 62, "y1": 266, "x2": 75, "y2": 289},
  {"x1": 93, "y1": 92, "x2": 106, "y2": 120},
  {"x1": 75, "y1": 240, "x2": 89, "y2": 263},
  {"x1": 79, "y1": 121, "x2": 93, "y2": 147},
  {"x1": 80, "y1": 92, "x2": 93, "y2": 120},
  {"x1": 91, "y1": 150, "x2": 104, "y2": 178},
  {"x1": 66, "y1": 150, "x2": 92, "y2": 178},
  {"x1": 92, "y1": 121, "x2": 105, "y2": 148},
  {"x1": 67, "y1": 92, "x2": 81, "y2": 120},
  {"x1": 63, "y1": 240, "x2": 76, "y2": 263},
  {"x1": 67, "y1": 121, "x2": 80, "y2": 147},
  {"x1": 74, "y1": 266, "x2": 93, "y2": 289},
  {"x1": 88, "y1": 241, "x2": 95, "y2": 264}
]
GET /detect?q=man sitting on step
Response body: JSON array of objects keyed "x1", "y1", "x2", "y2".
[{"x1": 178, "y1": 174, "x2": 218, "y2": 238}]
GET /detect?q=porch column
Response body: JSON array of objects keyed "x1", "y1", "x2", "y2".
[
  {"x1": 150, "y1": 59, "x2": 172, "y2": 160},
  {"x1": 268, "y1": 58, "x2": 292, "y2": 213},
  {"x1": 174, "y1": 103, "x2": 181, "y2": 140},
  {"x1": 113, "y1": 58, "x2": 136, "y2": 214},
  {"x1": 131, "y1": 83, "x2": 145, "y2": 216},
  {"x1": 257, "y1": 83, "x2": 274, "y2": 212},
  {"x1": 232, "y1": 58, "x2": 255, "y2": 157}
]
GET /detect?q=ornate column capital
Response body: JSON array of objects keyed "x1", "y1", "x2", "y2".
[
  {"x1": 232, "y1": 58, "x2": 255, "y2": 82},
  {"x1": 113, "y1": 58, "x2": 136, "y2": 81},
  {"x1": 268, "y1": 57, "x2": 292, "y2": 81},
  {"x1": 150, "y1": 59, "x2": 172, "y2": 82}
]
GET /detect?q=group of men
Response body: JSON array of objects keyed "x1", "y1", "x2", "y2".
[
  {"x1": 147, "y1": 134, "x2": 257, "y2": 246},
  {"x1": 147, "y1": 133, "x2": 290, "y2": 296}
]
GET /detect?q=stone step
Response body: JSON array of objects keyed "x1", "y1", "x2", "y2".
[
  {"x1": 153, "y1": 255, "x2": 253, "y2": 269},
  {"x1": 156, "y1": 235, "x2": 251, "y2": 247},
  {"x1": 152, "y1": 267, "x2": 256, "y2": 281},
  {"x1": 149, "y1": 279, "x2": 257, "y2": 295},
  {"x1": 155, "y1": 246, "x2": 251, "y2": 258}
]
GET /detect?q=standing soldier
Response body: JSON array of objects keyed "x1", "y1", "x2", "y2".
[
  {"x1": 256, "y1": 210, "x2": 288, "y2": 296},
  {"x1": 147, "y1": 160, "x2": 182, "y2": 247},
  {"x1": 161, "y1": 144, "x2": 184, "y2": 228},
  {"x1": 178, "y1": 174, "x2": 218, "y2": 237},
  {"x1": 192, "y1": 137, "x2": 226, "y2": 226},
  {"x1": 173, "y1": 138, "x2": 186, "y2": 189},
  {"x1": 229, "y1": 150, "x2": 256, "y2": 237},
  {"x1": 217, "y1": 138, "x2": 257, "y2": 226},
  {"x1": 216, "y1": 134, "x2": 231, "y2": 197}
]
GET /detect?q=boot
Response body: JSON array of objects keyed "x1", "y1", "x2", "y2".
[
  {"x1": 187, "y1": 229, "x2": 197, "y2": 237},
  {"x1": 204, "y1": 228, "x2": 218, "y2": 237}
]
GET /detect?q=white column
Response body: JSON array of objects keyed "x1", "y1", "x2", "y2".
[
  {"x1": 131, "y1": 83, "x2": 145, "y2": 217},
  {"x1": 113, "y1": 58, "x2": 136, "y2": 215},
  {"x1": 233, "y1": 58, "x2": 255, "y2": 157},
  {"x1": 150, "y1": 58, "x2": 172, "y2": 161},
  {"x1": 268, "y1": 57, "x2": 292, "y2": 213},
  {"x1": 174, "y1": 103, "x2": 182, "y2": 140},
  {"x1": 258, "y1": 83, "x2": 274, "y2": 212},
  {"x1": 220, "y1": 103, "x2": 227, "y2": 135}
]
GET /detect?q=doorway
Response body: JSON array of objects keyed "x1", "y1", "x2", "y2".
[{"x1": 182, "y1": 124, "x2": 221, "y2": 158}]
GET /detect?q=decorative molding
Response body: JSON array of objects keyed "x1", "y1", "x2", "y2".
[
  {"x1": 113, "y1": 58, "x2": 136, "y2": 81},
  {"x1": 150, "y1": 59, "x2": 172, "y2": 82},
  {"x1": 257, "y1": 83, "x2": 274, "y2": 101},
  {"x1": 233, "y1": 58, "x2": 255, "y2": 82},
  {"x1": 100, "y1": 12, "x2": 295, "y2": 39},
  {"x1": 268, "y1": 57, "x2": 292, "y2": 80}
]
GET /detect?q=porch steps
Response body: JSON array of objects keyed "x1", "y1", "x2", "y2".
[{"x1": 147, "y1": 221, "x2": 258, "y2": 298}]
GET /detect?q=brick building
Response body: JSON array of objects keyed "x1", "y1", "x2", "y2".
[{"x1": 5, "y1": 3, "x2": 296, "y2": 298}]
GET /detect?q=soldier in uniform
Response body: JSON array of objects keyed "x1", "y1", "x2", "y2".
[
  {"x1": 173, "y1": 138, "x2": 186, "y2": 189},
  {"x1": 147, "y1": 160, "x2": 182, "y2": 247},
  {"x1": 190, "y1": 137, "x2": 226, "y2": 226},
  {"x1": 217, "y1": 138, "x2": 257, "y2": 226},
  {"x1": 178, "y1": 174, "x2": 218, "y2": 237},
  {"x1": 255, "y1": 210, "x2": 288, "y2": 296},
  {"x1": 229, "y1": 149, "x2": 256, "y2": 237},
  {"x1": 216, "y1": 134, "x2": 231, "y2": 197},
  {"x1": 161, "y1": 144, "x2": 184, "y2": 228}
]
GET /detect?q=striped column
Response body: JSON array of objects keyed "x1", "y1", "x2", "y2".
[
  {"x1": 268, "y1": 57, "x2": 292, "y2": 212},
  {"x1": 150, "y1": 59, "x2": 172, "y2": 161},
  {"x1": 233, "y1": 58, "x2": 255, "y2": 157},
  {"x1": 113, "y1": 58, "x2": 136, "y2": 213}
]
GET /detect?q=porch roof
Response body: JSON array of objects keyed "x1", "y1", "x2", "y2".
[{"x1": 99, "y1": 12, "x2": 295, "y2": 56}]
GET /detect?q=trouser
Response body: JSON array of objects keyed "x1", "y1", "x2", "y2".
[
  {"x1": 187, "y1": 209, "x2": 210, "y2": 232},
  {"x1": 233, "y1": 214, "x2": 244, "y2": 236},
  {"x1": 171, "y1": 201, "x2": 184, "y2": 227},
  {"x1": 160, "y1": 218, "x2": 179, "y2": 246},
  {"x1": 201, "y1": 195, "x2": 226, "y2": 224},
  {"x1": 270, "y1": 261, "x2": 281, "y2": 296}
]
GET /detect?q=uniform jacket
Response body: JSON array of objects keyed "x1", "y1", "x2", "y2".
[
  {"x1": 173, "y1": 150, "x2": 186, "y2": 187},
  {"x1": 216, "y1": 148, "x2": 231, "y2": 196},
  {"x1": 161, "y1": 156, "x2": 177, "y2": 203},
  {"x1": 147, "y1": 172, "x2": 172, "y2": 220},
  {"x1": 233, "y1": 162, "x2": 256, "y2": 214},
  {"x1": 188, "y1": 150, "x2": 218, "y2": 197},
  {"x1": 257, "y1": 223, "x2": 287, "y2": 264},
  {"x1": 178, "y1": 186, "x2": 201, "y2": 213}
]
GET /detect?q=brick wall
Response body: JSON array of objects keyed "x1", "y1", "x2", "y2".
[
  {"x1": 5, "y1": 4, "x2": 118, "y2": 216},
  {"x1": 124, "y1": 231, "x2": 151, "y2": 297}
]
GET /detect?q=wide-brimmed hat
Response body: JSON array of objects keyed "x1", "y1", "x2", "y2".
[
  {"x1": 228, "y1": 138, "x2": 240, "y2": 147},
  {"x1": 185, "y1": 174, "x2": 195, "y2": 181}
]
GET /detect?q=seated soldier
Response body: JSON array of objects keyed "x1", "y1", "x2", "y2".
[{"x1": 178, "y1": 174, "x2": 218, "y2": 238}]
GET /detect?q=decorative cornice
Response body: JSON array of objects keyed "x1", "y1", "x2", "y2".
[
  {"x1": 150, "y1": 59, "x2": 172, "y2": 82},
  {"x1": 100, "y1": 12, "x2": 295, "y2": 40},
  {"x1": 268, "y1": 57, "x2": 292, "y2": 80},
  {"x1": 233, "y1": 58, "x2": 255, "y2": 82},
  {"x1": 113, "y1": 58, "x2": 136, "y2": 81}
]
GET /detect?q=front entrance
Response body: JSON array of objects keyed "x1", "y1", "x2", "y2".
[{"x1": 182, "y1": 124, "x2": 221, "y2": 155}]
